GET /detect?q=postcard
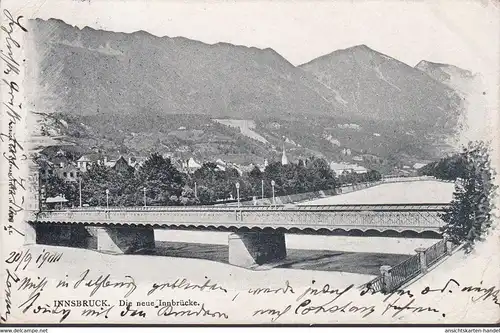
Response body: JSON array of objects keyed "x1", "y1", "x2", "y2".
[{"x1": 1, "y1": 0, "x2": 499, "y2": 326}]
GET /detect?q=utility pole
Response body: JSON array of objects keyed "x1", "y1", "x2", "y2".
[
  {"x1": 194, "y1": 182, "x2": 198, "y2": 199},
  {"x1": 79, "y1": 177, "x2": 82, "y2": 208},
  {"x1": 261, "y1": 179, "x2": 264, "y2": 199},
  {"x1": 235, "y1": 182, "x2": 240, "y2": 208},
  {"x1": 271, "y1": 180, "x2": 275, "y2": 206},
  {"x1": 143, "y1": 187, "x2": 147, "y2": 207},
  {"x1": 106, "y1": 189, "x2": 109, "y2": 210}
]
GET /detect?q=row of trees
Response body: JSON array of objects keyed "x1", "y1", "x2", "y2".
[
  {"x1": 41, "y1": 153, "x2": 381, "y2": 207},
  {"x1": 44, "y1": 154, "x2": 193, "y2": 207},
  {"x1": 192, "y1": 158, "x2": 338, "y2": 203},
  {"x1": 421, "y1": 141, "x2": 497, "y2": 252},
  {"x1": 418, "y1": 154, "x2": 468, "y2": 180}
]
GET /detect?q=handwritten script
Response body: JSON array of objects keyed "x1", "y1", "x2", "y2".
[
  {"x1": 2, "y1": 248, "x2": 499, "y2": 324},
  {"x1": 1, "y1": 9, "x2": 27, "y2": 235},
  {"x1": 1, "y1": 9, "x2": 27, "y2": 323}
]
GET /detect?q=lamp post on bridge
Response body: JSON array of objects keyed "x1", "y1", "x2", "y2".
[
  {"x1": 261, "y1": 179, "x2": 264, "y2": 199},
  {"x1": 79, "y1": 177, "x2": 82, "y2": 208},
  {"x1": 271, "y1": 180, "x2": 275, "y2": 206},
  {"x1": 235, "y1": 182, "x2": 240, "y2": 208},
  {"x1": 105, "y1": 189, "x2": 109, "y2": 210},
  {"x1": 143, "y1": 187, "x2": 147, "y2": 207}
]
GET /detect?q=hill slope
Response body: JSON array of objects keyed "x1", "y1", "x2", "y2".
[
  {"x1": 415, "y1": 60, "x2": 476, "y2": 96},
  {"x1": 30, "y1": 18, "x2": 344, "y2": 123}
]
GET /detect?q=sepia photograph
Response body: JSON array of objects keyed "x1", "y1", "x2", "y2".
[{"x1": 0, "y1": 0, "x2": 499, "y2": 328}]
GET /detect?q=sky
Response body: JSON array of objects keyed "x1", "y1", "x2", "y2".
[{"x1": 9, "y1": 0, "x2": 500, "y2": 75}]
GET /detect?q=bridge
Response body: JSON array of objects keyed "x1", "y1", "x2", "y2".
[{"x1": 26, "y1": 203, "x2": 450, "y2": 268}]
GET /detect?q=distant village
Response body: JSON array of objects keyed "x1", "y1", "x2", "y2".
[
  {"x1": 33, "y1": 141, "x2": 431, "y2": 209},
  {"x1": 36, "y1": 144, "x2": 426, "y2": 185}
]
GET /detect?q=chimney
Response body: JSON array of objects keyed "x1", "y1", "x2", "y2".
[
  {"x1": 128, "y1": 157, "x2": 133, "y2": 165},
  {"x1": 60, "y1": 162, "x2": 64, "y2": 168}
]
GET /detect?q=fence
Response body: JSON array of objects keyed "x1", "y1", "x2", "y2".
[
  {"x1": 364, "y1": 275, "x2": 385, "y2": 294},
  {"x1": 388, "y1": 255, "x2": 422, "y2": 291},
  {"x1": 425, "y1": 238, "x2": 447, "y2": 267},
  {"x1": 362, "y1": 237, "x2": 456, "y2": 294}
]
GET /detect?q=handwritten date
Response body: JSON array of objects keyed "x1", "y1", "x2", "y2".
[{"x1": 5, "y1": 249, "x2": 62, "y2": 271}]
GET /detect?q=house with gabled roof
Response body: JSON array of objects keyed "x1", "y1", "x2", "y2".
[
  {"x1": 77, "y1": 153, "x2": 102, "y2": 171},
  {"x1": 185, "y1": 157, "x2": 202, "y2": 173},
  {"x1": 113, "y1": 156, "x2": 134, "y2": 174}
]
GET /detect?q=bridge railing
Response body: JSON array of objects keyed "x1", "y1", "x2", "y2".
[
  {"x1": 363, "y1": 275, "x2": 385, "y2": 294},
  {"x1": 425, "y1": 238, "x2": 447, "y2": 267},
  {"x1": 388, "y1": 255, "x2": 422, "y2": 291},
  {"x1": 361, "y1": 237, "x2": 458, "y2": 294},
  {"x1": 40, "y1": 203, "x2": 451, "y2": 213}
]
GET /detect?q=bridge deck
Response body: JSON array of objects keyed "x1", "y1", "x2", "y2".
[{"x1": 29, "y1": 203, "x2": 450, "y2": 233}]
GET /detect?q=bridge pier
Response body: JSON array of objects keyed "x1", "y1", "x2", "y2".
[
  {"x1": 31, "y1": 223, "x2": 95, "y2": 248},
  {"x1": 228, "y1": 231, "x2": 287, "y2": 268},
  {"x1": 95, "y1": 226, "x2": 155, "y2": 254},
  {"x1": 25, "y1": 223, "x2": 155, "y2": 254},
  {"x1": 25, "y1": 221, "x2": 37, "y2": 245}
]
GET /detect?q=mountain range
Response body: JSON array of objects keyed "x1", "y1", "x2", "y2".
[
  {"x1": 300, "y1": 45, "x2": 463, "y2": 129},
  {"x1": 28, "y1": 18, "x2": 476, "y2": 172}
]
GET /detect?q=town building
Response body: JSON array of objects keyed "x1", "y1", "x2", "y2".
[
  {"x1": 126, "y1": 156, "x2": 147, "y2": 170},
  {"x1": 37, "y1": 159, "x2": 55, "y2": 180},
  {"x1": 413, "y1": 162, "x2": 428, "y2": 170},
  {"x1": 56, "y1": 164, "x2": 80, "y2": 182},
  {"x1": 329, "y1": 162, "x2": 368, "y2": 176},
  {"x1": 45, "y1": 195, "x2": 69, "y2": 210},
  {"x1": 77, "y1": 153, "x2": 102, "y2": 171},
  {"x1": 184, "y1": 157, "x2": 202, "y2": 173},
  {"x1": 215, "y1": 159, "x2": 227, "y2": 171},
  {"x1": 103, "y1": 156, "x2": 117, "y2": 168},
  {"x1": 342, "y1": 148, "x2": 352, "y2": 156},
  {"x1": 113, "y1": 156, "x2": 135, "y2": 174}
]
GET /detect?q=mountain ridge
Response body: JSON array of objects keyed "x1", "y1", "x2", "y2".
[
  {"x1": 36, "y1": 18, "x2": 297, "y2": 63},
  {"x1": 414, "y1": 59, "x2": 478, "y2": 96},
  {"x1": 30, "y1": 18, "x2": 346, "y2": 121},
  {"x1": 299, "y1": 44, "x2": 399, "y2": 67},
  {"x1": 299, "y1": 43, "x2": 464, "y2": 129},
  {"x1": 28, "y1": 18, "x2": 471, "y2": 171}
]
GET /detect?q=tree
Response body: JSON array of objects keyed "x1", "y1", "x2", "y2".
[
  {"x1": 263, "y1": 162, "x2": 285, "y2": 196},
  {"x1": 179, "y1": 185, "x2": 197, "y2": 205},
  {"x1": 193, "y1": 162, "x2": 230, "y2": 201},
  {"x1": 418, "y1": 154, "x2": 468, "y2": 180},
  {"x1": 249, "y1": 166, "x2": 262, "y2": 179},
  {"x1": 197, "y1": 185, "x2": 215, "y2": 204},
  {"x1": 136, "y1": 153, "x2": 185, "y2": 205},
  {"x1": 43, "y1": 174, "x2": 78, "y2": 206},
  {"x1": 305, "y1": 157, "x2": 336, "y2": 191},
  {"x1": 80, "y1": 163, "x2": 111, "y2": 206},
  {"x1": 366, "y1": 169, "x2": 382, "y2": 182},
  {"x1": 440, "y1": 141, "x2": 497, "y2": 252}
]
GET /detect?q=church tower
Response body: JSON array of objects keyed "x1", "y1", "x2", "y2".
[{"x1": 281, "y1": 144, "x2": 288, "y2": 165}]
